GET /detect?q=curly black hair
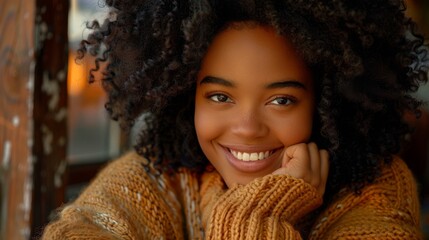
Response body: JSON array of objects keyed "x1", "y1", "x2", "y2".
[{"x1": 78, "y1": 0, "x2": 428, "y2": 196}]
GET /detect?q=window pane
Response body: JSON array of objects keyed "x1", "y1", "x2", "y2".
[{"x1": 67, "y1": 0, "x2": 120, "y2": 164}]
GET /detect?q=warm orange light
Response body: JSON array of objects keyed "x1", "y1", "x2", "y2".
[{"x1": 67, "y1": 52, "x2": 87, "y2": 96}]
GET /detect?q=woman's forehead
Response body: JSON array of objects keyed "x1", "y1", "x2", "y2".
[{"x1": 198, "y1": 24, "x2": 312, "y2": 86}]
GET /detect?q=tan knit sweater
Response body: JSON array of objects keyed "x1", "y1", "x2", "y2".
[{"x1": 42, "y1": 152, "x2": 422, "y2": 239}]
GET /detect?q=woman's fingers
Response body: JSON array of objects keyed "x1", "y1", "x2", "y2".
[
  {"x1": 282, "y1": 143, "x2": 311, "y2": 180},
  {"x1": 273, "y1": 142, "x2": 329, "y2": 197},
  {"x1": 308, "y1": 142, "x2": 321, "y2": 187}
]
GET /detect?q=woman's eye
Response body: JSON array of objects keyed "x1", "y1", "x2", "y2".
[
  {"x1": 209, "y1": 94, "x2": 232, "y2": 103},
  {"x1": 270, "y1": 97, "x2": 294, "y2": 105}
]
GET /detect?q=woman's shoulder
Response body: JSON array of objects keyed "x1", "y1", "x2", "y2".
[
  {"x1": 76, "y1": 151, "x2": 172, "y2": 202},
  {"x1": 320, "y1": 156, "x2": 419, "y2": 220},
  {"x1": 371, "y1": 156, "x2": 420, "y2": 210},
  {"x1": 42, "y1": 153, "x2": 187, "y2": 239},
  {"x1": 310, "y1": 156, "x2": 421, "y2": 238},
  {"x1": 96, "y1": 151, "x2": 162, "y2": 182},
  {"x1": 374, "y1": 155, "x2": 418, "y2": 194},
  {"x1": 101, "y1": 151, "x2": 150, "y2": 173}
]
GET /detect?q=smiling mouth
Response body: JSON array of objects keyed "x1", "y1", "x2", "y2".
[{"x1": 229, "y1": 149, "x2": 275, "y2": 161}]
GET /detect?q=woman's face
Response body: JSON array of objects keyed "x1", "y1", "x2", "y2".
[{"x1": 195, "y1": 24, "x2": 315, "y2": 187}]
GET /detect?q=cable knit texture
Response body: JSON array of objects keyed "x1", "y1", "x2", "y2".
[{"x1": 41, "y1": 152, "x2": 422, "y2": 239}]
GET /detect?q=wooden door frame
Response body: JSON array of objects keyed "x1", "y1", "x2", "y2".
[
  {"x1": 1, "y1": 1, "x2": 36, "y2": 239},
  {"x1": 1, "y1": 0, "x2": 69, "y2": 239}
]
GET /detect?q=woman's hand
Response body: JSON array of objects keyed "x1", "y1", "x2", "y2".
[{"x1": 272, "y1": 142, "x2": 329, "y2": 196}]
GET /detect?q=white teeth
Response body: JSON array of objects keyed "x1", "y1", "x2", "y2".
[
  {"x1": 230, "y1": 150, "x2": 272, "y2": 161},
  {"x1": 250, "y1": 153, "x2": 258, "y2": 160}
]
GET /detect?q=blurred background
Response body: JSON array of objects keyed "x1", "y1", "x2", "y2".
[{"x1": 0, "y1": 0, "x2": 428, "y2": 239}]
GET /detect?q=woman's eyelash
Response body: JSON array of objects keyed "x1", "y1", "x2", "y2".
[
  {"x1": 205, "y1": 93, "x2": 296, "y2": 105},
  {"x1": 208, "y1": 93, "x2": 233, "y2": 103},
  {"x1": 269, "y1": 96, "x2": 297, "y2": 105}
]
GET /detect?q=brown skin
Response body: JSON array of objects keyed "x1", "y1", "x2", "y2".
[{"x1": 194, "y1": 23, "x2": 329, "y2": 196}]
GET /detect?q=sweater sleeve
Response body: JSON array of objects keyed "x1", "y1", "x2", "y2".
[
  {"x1": 310, "y1": 157, "x2": 422, "y2": 239},
  {"x1": 41, "y1": 152, "x2": 184, "y2": 240},
  {"x1": 201, "y1": 173, "x2": 322, "y2": 239}
]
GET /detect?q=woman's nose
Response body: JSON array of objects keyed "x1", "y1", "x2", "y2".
[{"x1": 230, "y1": 107, "x2": 268, "y2": 139}]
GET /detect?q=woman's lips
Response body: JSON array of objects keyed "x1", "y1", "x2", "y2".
[{"x1": 221, "y1": 145, "x2": 283, "y2": 173}]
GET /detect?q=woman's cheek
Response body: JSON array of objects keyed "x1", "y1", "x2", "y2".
[{"x1": 195, "y1": 106, "x2": 219, "y2": 143}]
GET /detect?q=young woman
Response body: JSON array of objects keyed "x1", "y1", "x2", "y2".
[{"x1": 42, "y1": 0, "x2": 428, "y2": 239}]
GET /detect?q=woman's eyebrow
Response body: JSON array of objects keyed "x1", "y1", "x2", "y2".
[
  {"x1": 199, "y1": 76, "x2": 235, "y2": 87},
  {"x1": 199, "y1": 76, "x2": 306, "y2": 89},
  {"x1": 265, "y1": 80, "x2": 306, "y2": 90}
]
